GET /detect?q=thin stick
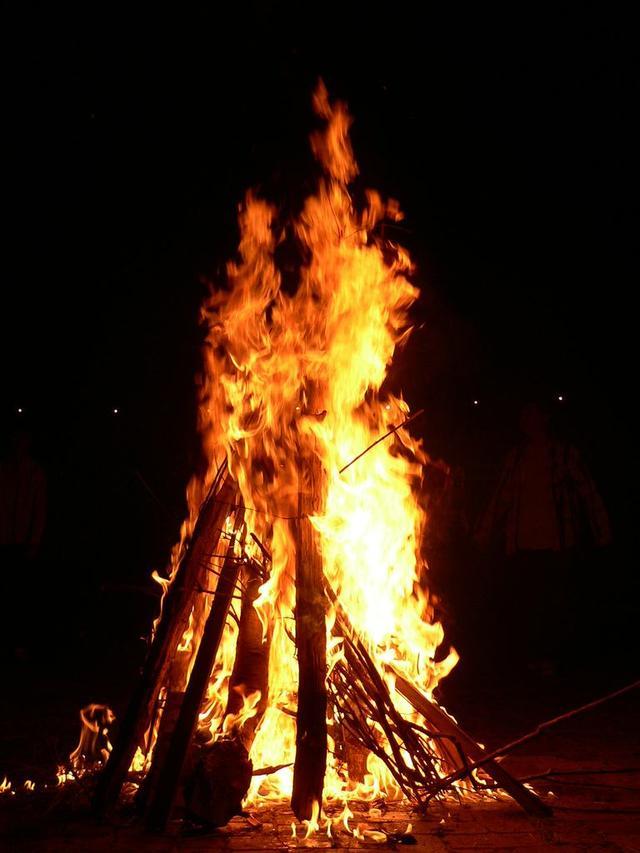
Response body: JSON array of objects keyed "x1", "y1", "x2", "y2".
[
  {"x1": 252, "y1": 762, "x2": 293, "y2": 777},
  {"x1": 428, "y1": 678, "x2": 640, "y2": 800},
  {"x1": 250, "y1": 532, "x2": 272, "y2": 564},
  {"x1": 338, "y1": 409, "x2": 425, "y2": 474}
]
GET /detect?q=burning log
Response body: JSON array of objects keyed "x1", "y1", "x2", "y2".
[
  {"x1": 225, "y1": 556, "x2": 271, "y2": 749},
  {"x1": 146, "y1": 514, "x2": 243, "y2": 831},
  {"x1": 182, "y1": 736, "x2": 253, "y2": 829},
  {"x1": 94, "y1": 468, "x2": 236, "y2": 816},
  {"x1": 291, "y1": 448, "x2": 327, "y2": 821},
  {"x1": 134, "y1": 685, "x2": 183, "y2": 812},
  {"x1": 176, "y1": 553, "x2": 272, "y2": 828}
]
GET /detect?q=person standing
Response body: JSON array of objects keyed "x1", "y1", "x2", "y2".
[{"x1": 474, "y1": 403, "x2": 611, "y2": 673}]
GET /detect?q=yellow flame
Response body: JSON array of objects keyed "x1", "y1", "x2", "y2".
[
  {"x1": 69, "y1": 704, "x2": 115, "y2": 770},
  {"x1": 145, "y1": 82, "x2": 459, "y2": 808},
  {"x1": 303, "y1": 799, "x2": 321, "y2": 839},
  {"x1": 177, "y1": 606, "x2": 195, "y2": 652},
  {"x1": 56, "y1": 766, "x2": 74, "y2": 786}
]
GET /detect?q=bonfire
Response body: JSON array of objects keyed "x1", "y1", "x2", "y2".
[{"x1": 67, "y1": 82, "x2": 548, "y2": 835}]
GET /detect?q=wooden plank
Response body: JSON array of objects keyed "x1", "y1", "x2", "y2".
[
  {"x1": 93, "y1": 472, "x2": 236, "y2": 816},
  {"x1": 146, "y1": 517, "x2": 242, "y2": 831},
  {"x1": 392, "y1": 673, "x2": 552, "y2": 818},
  {"x1": 291, "y1": 452, "x2": 327, "y2": 821}
]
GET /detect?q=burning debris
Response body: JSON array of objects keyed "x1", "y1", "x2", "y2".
[
  {"x1": 70, "y1": 82, "x2": 550, "y2": 831},
  {"x1": 69, "y1": 704, "x2": 115, "y2": 771}
]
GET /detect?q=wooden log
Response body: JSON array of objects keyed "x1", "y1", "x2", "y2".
[
  {"x1": 93, "y1": 472, "x2": 236, "y2": 816},
  {"x1": 291, "y1": 451, "x2": 327, "y2": 821},
  {"x1": 146, "y1": 518, "x2": 242, "y2": 831},
  {"x1": 392, "y1": 673, "x2": 552, "y2": 818},
  {"x1": 182, "y1": 735, "x2": 252, "y2": 828},
  {"x1": 134, "y1": 687, "x2": 184, "y2": 812},
  {"x1": 225, "y1": 558, "x2": 271, "y2": 749}
]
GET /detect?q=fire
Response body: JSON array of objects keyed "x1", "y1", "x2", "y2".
[
  {"x1": 69, "y1": 704, "x2": 115, "y2": 771},
  {"x1": 142, "y1": 81, "x2": 457, "y2": 808}
]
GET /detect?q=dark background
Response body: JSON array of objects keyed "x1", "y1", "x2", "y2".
[{"x1": 1, "y1": 3, "x2": 637, "y2": 718}]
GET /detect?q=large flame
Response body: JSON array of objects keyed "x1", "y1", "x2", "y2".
[{"x1": 148, "y1": 82, "x2": 457, "y2": 805}]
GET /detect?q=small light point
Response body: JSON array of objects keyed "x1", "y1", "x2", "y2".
[
  {"x1": 113, "y1": 408, "x2": 119, "y2": 415},
  {"x1": 473, "y1": 400, "x2": 478, "y2": 406}
]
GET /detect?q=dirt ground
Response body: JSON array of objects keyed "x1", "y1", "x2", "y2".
[{"x1": 1, "y1": 658, "x2": 639, "y2": 852}]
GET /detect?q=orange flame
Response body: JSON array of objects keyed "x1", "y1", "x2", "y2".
[
  {"x1": 69, "y1": 703, "x2": 115, "y2": 771},
  {"x1": 149, "y1": 81, "x2": 457, "y2": 808}
]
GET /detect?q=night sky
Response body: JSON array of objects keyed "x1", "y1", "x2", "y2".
[{"x1": 2, "y1": 5, "x2": 638, "y2": 595}]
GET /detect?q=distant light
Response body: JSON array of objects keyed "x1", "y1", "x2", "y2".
[
  {"x1": 17, "y1": 407, "x2": 23, "y2": 414},
  {"x1": 113, "y1": 408, "x2": 119, "y2": 415},
  {"x1": 557, "y1": 395, "x2": 563, "y2": 402},
  {"x1": 473, "y1": 400, "x2": 479, "y2": 406}
]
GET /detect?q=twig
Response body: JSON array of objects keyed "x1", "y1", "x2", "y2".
[
  {"x1": 250, "y1": 532, "x2": 272, "y2": 563},
  {"x1": 212, "y1": 497, "x2": 301, "y2": 520},
  {"x1": 252, "y1": 762, "x2": 293, "y2": 777},
  {"x1": 427, "y1": 678, "x2": 640, "y2": 800},
  {"x1": 529, "y1": 766, "x2": 640, "y2": 778},
  {"x1": 338, "y1": 409, "x2": 425, "y2": 474}
]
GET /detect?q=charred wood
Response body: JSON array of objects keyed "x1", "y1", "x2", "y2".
[
  {"x1": 146, "y1": 514, "x2": 242, "y2": 831},
  {"x1": 291, "y1": 451, "x2": 327, "y2": 821},
  {"x1": 183, "y1": 735, "x2": 252, "y2": 829},
  {"x1": 94, "y1": 468, "x2": 236, "y2": 816}
]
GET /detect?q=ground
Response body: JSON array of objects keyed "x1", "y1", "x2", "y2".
[{"x1": 1, "y1": 652, "x2": 639, "y2": 851}]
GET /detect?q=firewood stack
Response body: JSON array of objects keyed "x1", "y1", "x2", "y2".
[{"x1": 91, "y1": 457, "x2": 549, "y2": 832}]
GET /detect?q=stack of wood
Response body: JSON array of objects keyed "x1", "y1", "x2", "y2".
[{"x1": 93, "y1": 459, "x2": 549, "y2": 832}]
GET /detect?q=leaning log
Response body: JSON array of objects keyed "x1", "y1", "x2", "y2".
[
  {"x1": 177, "y1": 555, "x2": 272, "y2": 828},
  {"x1": 146, "y1": 516, "x2": 242, "y2": 831},
  {"x1": 291, "y1": 451, "x2": 327, "y2": 821},
  {"x1": 392, "y1": 673, "x2": 552, "y2": 818},
  {"x1": 94, "y1": 469, "x2": 236, "y2": 816}
]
